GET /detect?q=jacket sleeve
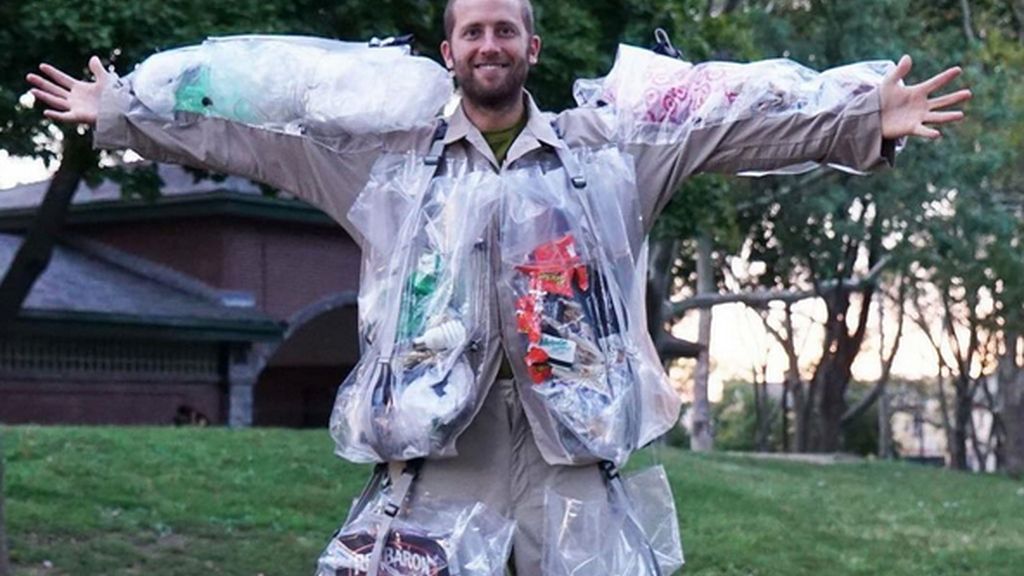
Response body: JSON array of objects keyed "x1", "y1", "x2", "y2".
[
  {"x1": 94, "y1": 76, "x2": 381, "y2": 239},
  {"x1": 573, "y1": 44, "x2": 899, "y2": 224}
]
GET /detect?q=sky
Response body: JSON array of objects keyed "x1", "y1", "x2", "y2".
[{"x1": 0, "y1": 151, "x2": 51, "y2": 190}]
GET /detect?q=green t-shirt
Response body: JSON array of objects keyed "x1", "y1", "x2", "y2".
[{"x1": 482, "y1": 115, "x2": 528, "y2": 165}]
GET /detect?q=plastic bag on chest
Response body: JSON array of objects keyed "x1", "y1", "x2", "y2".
[
  {"x1": 332, "y1": 154, "x2": 500, "y2": 462},
  {"x1": 497, "y1": 147, "x2": 681, "y2": 466}
]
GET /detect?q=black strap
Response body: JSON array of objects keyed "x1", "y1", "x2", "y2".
[{"x1": 425, "y1": 119, "x2": 449, "y2": 166}]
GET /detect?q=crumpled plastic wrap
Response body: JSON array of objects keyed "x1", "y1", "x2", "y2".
[
  {"x1": 318, "y1": 490, "x2": 515, "y2": 576},
  {"x1": 574, "y1": 43, "x2": 896, "y2": 174},
  {"x1": 330, "y1": 156, "x2": 502, "y2": 463},
  {"x1": 130, "y1": 35, "x2": 452, "y2": 135},
  {"x1": 544, "y1": 465, "x2": 683, "y2": 576},
  {"x1": 498, "y1": 148, "x2": 681, "y2": 466}
]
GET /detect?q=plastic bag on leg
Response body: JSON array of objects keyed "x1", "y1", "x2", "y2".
[
  {"x1": 543, "y1": 465, "x2": 683, "y2": 576},
  {"x1": 318, "y1": 490, "x2": 515, "y2": 576},
  {"x1": 623, "y1": 466, "x2": 684, "y2": 574}
]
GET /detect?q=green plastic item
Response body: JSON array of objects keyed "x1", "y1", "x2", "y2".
[{"x1": 399, "y1": 253, "x2": 441, "y2": 339}]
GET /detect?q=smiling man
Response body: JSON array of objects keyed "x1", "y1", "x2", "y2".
[{"x1": 27, "y1": 0, "x2": 970, "y2": 572}]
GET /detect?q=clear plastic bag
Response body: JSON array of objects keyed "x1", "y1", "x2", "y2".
[
  {"x1": 331, "y1": 157, "x2": 502, "y2": 463},
  {"x1": 497, "y1": 149, "x2": 681, "y2": 466},
  {"x1": 130, "y1": 35, "x2": 452, "y2": 135},
  {"x1": 543, "y1": 465, "x2": 683, "y2": 576},
  {"x1": 318, "y1": 490, "x2": 515, "y2": 576},
  {"x1": 574, "y1": 44, "x2": 895, "y2": 174}
]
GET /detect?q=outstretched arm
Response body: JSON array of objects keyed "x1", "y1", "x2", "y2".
[
  {"x1": 571, "y1": 45, "x2": 971, "y2": 226},
  {"x1": 880, "y1": 55, "x2": 971, "y2": 140},
  {"x1": 24, "y1": 53, "x2": 390, "y2": 241}
]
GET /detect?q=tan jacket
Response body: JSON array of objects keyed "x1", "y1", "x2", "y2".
[{"x1": 95, "y1": 57, "x2": 892, "y2": 464}]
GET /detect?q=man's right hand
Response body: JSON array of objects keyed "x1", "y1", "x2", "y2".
[{"x1": 26, "y1": 56, "x2": 110, "y2": 126}]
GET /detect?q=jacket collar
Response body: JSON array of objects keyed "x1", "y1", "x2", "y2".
[{"x1": 444, "y1": 91, "x2": 564, "y2": 168}]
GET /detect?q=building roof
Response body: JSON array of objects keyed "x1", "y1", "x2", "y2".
[
  {"x1": 0, "y1": 163, "x2": 335, "y2": 229},
  {"x1": 0, "y1": 233, "x2": 282, "y2": 342}
]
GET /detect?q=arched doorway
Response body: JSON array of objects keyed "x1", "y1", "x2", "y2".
[{"x1": 254, "y1": 291, "x2": 359, "y2": 427}]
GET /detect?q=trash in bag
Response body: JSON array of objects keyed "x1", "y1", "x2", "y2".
[
  {"x1": 498, "y1": 149, "x2": 681, "y2": 466},
  {"x1": 574, "y1": 43, "x2": 898, "y2": 174},
  {"x1": 543, "y1": 465, "x2": 683, "y2": 576},
  {"x1": 130, "y1": 34, "x2": 452, "y2": 135},
  {"x1": 331, "y1": 160, "x2": 502, "y2": 463},
  {"x1": 317, "y1": 490, "x2": 515, "y2": 576}
]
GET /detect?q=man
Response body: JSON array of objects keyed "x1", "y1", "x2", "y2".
[{"x1": 28, "y1": 0, "x2": 969, "y2": 572}]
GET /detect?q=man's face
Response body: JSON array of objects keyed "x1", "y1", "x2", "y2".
[{"x1": 441, "y1": 0, "x2": 541, "y2": 111}]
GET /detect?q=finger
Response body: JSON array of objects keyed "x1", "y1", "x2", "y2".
[
  {"x1": 43, "y1": 109, "x2": 78, "y2": 123},
  {"x1": 30, "y1": 88, "x2": 71, "y2": 111},
  {"x1": 87, "y1": 55, "x2": 108, "y2": 80},
  {"x1": 924, "y1": 110, "x2": 964, "y2": 124},
  {"x1": 928, "y1": 89, "x2": 972, "y2": 109},
  {"x1": 920, "y1": 66, "x2": 962, "y2": 94},
  {"x1": 38, "y1": 63, "x2": 77, "y2": 89},
  {"x1": 914, "y1": 125, "x2": 941, "y2": 139},
  {"x1": 25, "y1": 73, "x2": 70, "y2": 98},
  {"x1": 885, "y1": 54, "x2": 912, "y2": 85}
]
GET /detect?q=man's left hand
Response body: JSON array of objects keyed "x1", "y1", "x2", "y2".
[{"x1": 880, "y1": 54, "x2": 972, "y2": 140}]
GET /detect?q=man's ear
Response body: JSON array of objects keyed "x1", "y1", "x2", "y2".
[
  {"x1": 441, "y1": 40, "x2": 454, "y2": 70},
  {"x1": 527, "y1": 35, "x2": 541, "y2": 66}
]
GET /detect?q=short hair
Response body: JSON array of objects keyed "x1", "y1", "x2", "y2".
[{"x1": 444, "y1": 0, "x2": 535, "y2": 39}]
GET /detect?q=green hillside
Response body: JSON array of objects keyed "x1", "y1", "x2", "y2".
[{"x1": 3, "y1": 426, "x2": 1023, "y2": 575}]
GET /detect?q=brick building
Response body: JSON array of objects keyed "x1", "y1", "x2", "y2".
[{"x1": 0, "y1": 164, "x2": 361, "y2": 427}]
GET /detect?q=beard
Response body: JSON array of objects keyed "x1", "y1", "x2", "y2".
[{"x1": 453, "y1": 55, "x2": 530, "y2": 111}]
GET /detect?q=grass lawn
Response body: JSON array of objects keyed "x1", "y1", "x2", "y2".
[{"x1": 3, "y1": 426, "x2": 1023, "y2": 575}]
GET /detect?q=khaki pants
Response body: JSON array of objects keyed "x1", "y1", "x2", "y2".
[{"x1": 388, "y1": 378, "x2": 608, "y2": 574}]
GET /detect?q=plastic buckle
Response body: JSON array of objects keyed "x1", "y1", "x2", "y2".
[
  {"x1": 383, "y1": 502, "x2": 400, "y2": 518},
  {"x1": 571, "y1": 176, "x2": 587, "y2": 189},
  {"x1": 599, "y1": 460, "x2": 620, "y2": 480}
]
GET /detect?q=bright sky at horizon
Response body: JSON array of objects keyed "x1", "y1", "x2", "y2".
[{"x1": 0, "y1": 152, "x2": 52, "y2": 190}]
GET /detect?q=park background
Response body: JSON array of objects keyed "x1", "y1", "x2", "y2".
[{"x1": 1, "y1": 0, "x2": 1024, "y2": 573}]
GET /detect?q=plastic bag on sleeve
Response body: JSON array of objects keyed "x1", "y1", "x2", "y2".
[
  {"x1": 574, "y1": 43, "x2": 895, "y2": 174},
  {"x1": 130, "y1": 35, "x2": 452, "y2": 135},
  {"x1": 318, "y1": 490, "x2": 515, "y2": 576}
]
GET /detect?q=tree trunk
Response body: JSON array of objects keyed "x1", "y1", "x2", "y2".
[
  {"x1": 808, "y1": 285, "x2": 873, "y2": 452},
  {"x1": 690, "y1": 234, "x2": 714, "y2": 452},
  {"x1": 1000, "y1": 331, "x2": 1024, "y2": 477},
  {"x1": 950, "y1": 374, "x2": 973, "y2": 470},
  {"x1": 755, "y1": 380, "x2": 771, "y2": 452},
  {"x1": 781, "y1": 379, "x2": 790, "y2": 452},
  {"x1": 0, "y1": 131, "x2": 92, "y2": 327},
  {"x1": 0, "y1": 431, "x2": 11, "y2": 576},
  {"x1": 935, "y1": 366, "x2": 956, "y2": 466},
  {"x1": 878, "y1": 384, "x2": 893, "y2": 459}
]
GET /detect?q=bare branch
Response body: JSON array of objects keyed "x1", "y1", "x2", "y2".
[
  {"x1": 842, "y1": 278, "x2": 907, "y2": 425},
  {"x1": 672, "y1": 255, "x2": 892, "y2": 315},
  {"x1": 960, "y1": 0, "x2": 977, "y2": 43}
]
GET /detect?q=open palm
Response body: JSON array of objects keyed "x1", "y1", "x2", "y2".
[
  {"x1": 26, "y1": 56, "x2": 110, "y2": 125},
  {"x1": 880, "y1": 55, "x2": 971, "y2": 140}
]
